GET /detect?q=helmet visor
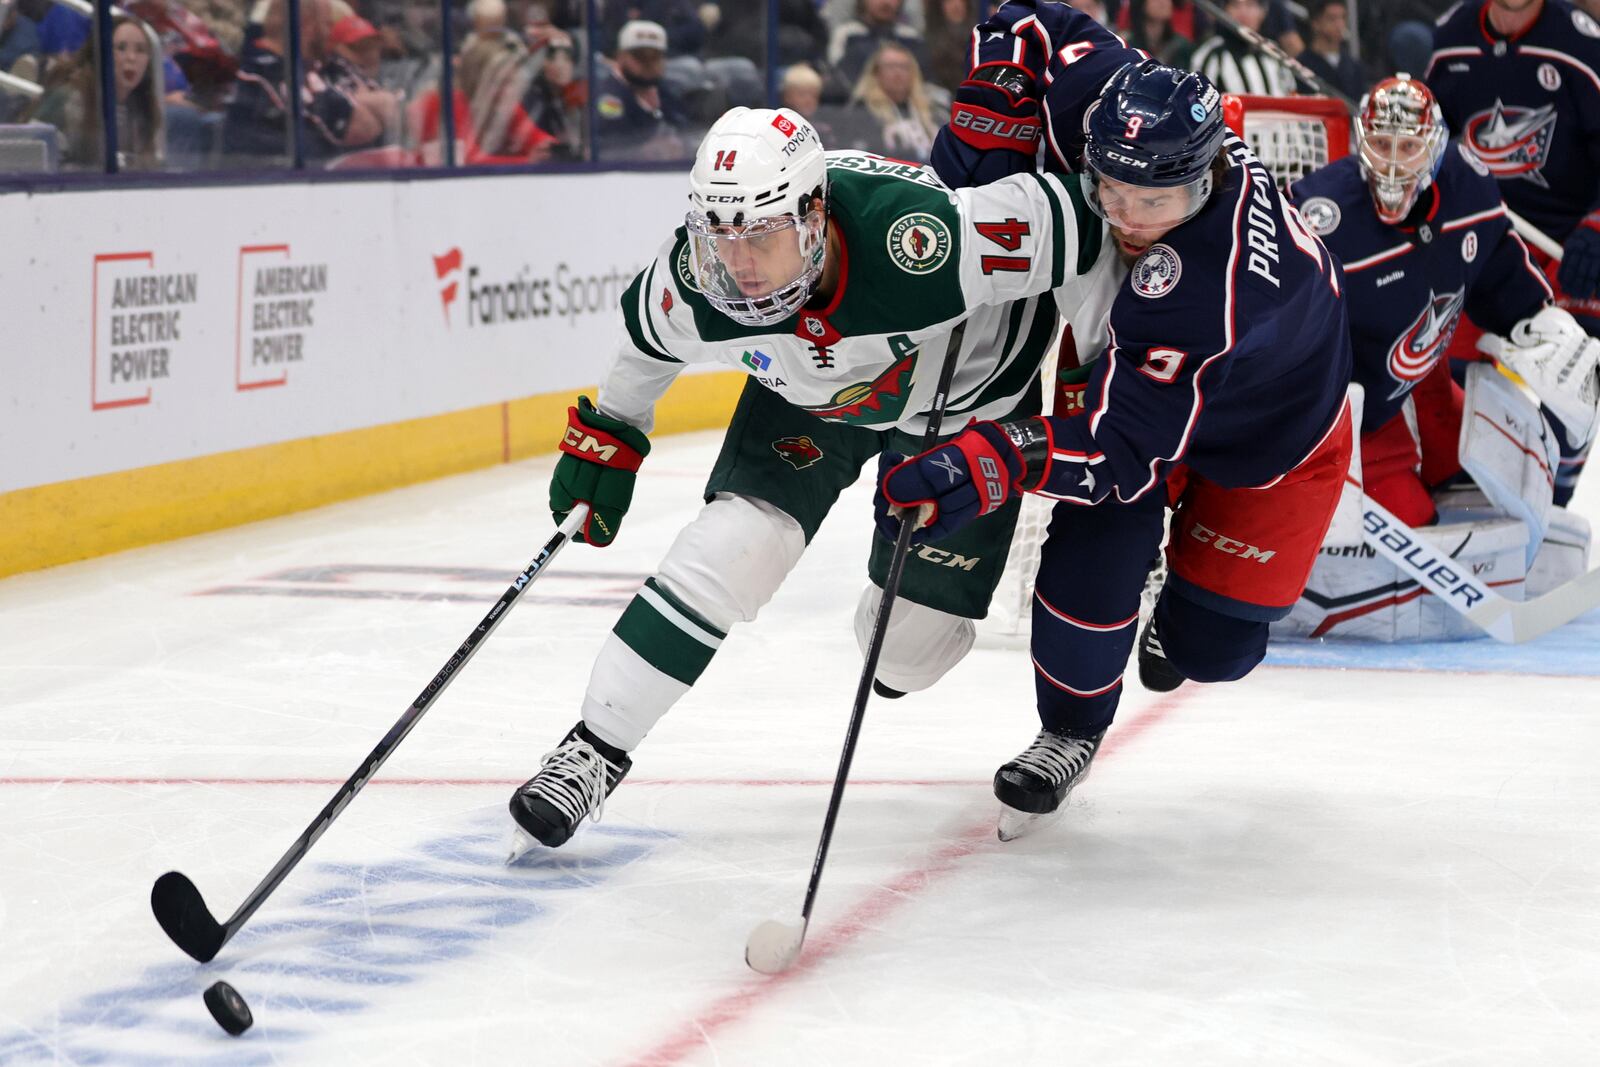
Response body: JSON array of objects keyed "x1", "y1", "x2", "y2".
[
  {"x1": 685, "y1": 210, "x2": 825, "y2": 326},
  {"x1": 1356, "y1": 126, "x2": 1446, "y2": 223},
  {"x1": 1081, "y1": 160, "x2": 1211, "y2": 242}
]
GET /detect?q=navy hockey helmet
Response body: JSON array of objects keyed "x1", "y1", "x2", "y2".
[{"x1": 1082, "y1": 60, "x2": 1225, "y2": 239}]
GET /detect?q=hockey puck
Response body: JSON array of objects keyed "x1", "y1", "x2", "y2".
[{"x1": 203, "y1": 980, "x2": 253, "y2": 1036}]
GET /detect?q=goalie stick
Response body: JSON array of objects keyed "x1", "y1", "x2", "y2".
[
  {"x1": 151, "y1": 504, "x2": 590, "y2": 962},
  {"x1": 1359, "y1": 489, "x2": 1600, "y2": 643},
  {"x1": 745, "y1": 324, "x2": 966, "y2": 976}
]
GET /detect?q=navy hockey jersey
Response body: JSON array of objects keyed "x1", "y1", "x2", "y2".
[
  {"x1": 1291, "y1": 142, "x2": 1553, "y2": 432},
  {"x1": 967, "y1": 0, "x2": 1144, "y2": 174},
  {"x1": 1034, "y1": 136, "x2": 1353, "y2": 503},
  {"x1": 1427, "y1": 0, "x2": 1600, "y2": 242}
]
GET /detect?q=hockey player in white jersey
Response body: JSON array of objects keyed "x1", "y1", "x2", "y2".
[{"x1": 507, "y1": 106, "x2": 1112, "y2": 851}]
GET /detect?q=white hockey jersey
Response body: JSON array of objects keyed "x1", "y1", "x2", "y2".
[{"x1": 598, "y1": 151, "x2": 1114, "y2": 436}]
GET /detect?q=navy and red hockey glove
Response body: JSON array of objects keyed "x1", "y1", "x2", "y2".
[
  {"x1": 929, "y1": 61, "x2": 1043, "y2": 189},
  {"x1": 551, "y1": 396, "x2": 651, "y2": 547},
  {"x1": 1558, "y1": 211, "x2": 1600, "y2": 302},
  {"x1": 877, "y1": 421, "x2": 1027, "y2": 543}
]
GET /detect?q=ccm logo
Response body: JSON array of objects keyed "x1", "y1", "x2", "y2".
[
  {"x1": 703, "y1": 194, "x2": 746, "y2": 203},
  {"x1": 1103, "y1": 150, "x2": 1149, "y2": 168},
  {"x1": 1188, "y1": 522, "x2": 1276, "y2": 563},
  {"x1": 915, "y1": 546, "x2": 981, "y2": 570},
  {"x1": 564, "y1": 428, "x2": 619, "y2": 461},
  {"x1": 952, "y1": 110, "x2": 1040, "y2": 143}
]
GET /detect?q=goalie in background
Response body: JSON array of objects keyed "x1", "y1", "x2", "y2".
[{"x1": 1279, "y1": 74, "x2": 1600, "y2": 643}]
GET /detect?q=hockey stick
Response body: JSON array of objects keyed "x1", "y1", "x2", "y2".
[
  {"x1": 151, "y1": 504, "x2": 591, "y2": 962},
  {"x1": 745, "y1": 324, "x2": 967, "y2": 976},
  {"x1": 1359, "y1": 489, "x2": 1600, "y2": 642},
  {"x1": 1188, "y1": 0, "x2": 1357, "y2": 110},
  {"x1": 1506, "y1": 208, "x2": 1564, "y2": 262}
]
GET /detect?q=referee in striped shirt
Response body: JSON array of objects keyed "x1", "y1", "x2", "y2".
[{"x1": 1191, "y1": 0, "x2": 1297, "y2": 95}]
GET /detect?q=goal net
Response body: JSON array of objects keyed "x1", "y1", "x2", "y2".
[{"x1": 981, "y1": 95, "x2": 1353, "y2": 642}]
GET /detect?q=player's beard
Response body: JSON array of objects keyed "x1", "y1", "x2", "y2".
[{"x1": 1111, "y1": 228, "x2": 1150, "y2": 265}]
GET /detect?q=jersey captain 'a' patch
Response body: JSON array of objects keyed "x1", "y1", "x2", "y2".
[
  {"x1": 886, "y1": 212, "x2": 952, "y2": 274},
  {"x1": 1385, "y1": 286, "x2": 1466, "y2": 398},
  {"x1": 1463, "y1": 100, "x2": 1558, "y2": 187}
]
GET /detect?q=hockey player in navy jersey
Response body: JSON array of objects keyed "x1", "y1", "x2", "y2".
[
  {"x1": 929, "y1": 0, "x2": 1143, "y2": 190},
  {"x1": 881, "y1": 61, "x2": 1355, "y2": 839},
  {"x1": 1281, "y1": 74, "x2": 1600, "y2": 640},
  {"x1": 1428, "y1": 0, "x2": 1600, "y2": 503}
]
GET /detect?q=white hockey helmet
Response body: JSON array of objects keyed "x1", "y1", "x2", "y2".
[{"x1": 686, "y1": 107, "x2": 829, "y2": 326}]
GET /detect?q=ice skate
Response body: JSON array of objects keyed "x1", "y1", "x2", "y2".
[
  {"x1": 1137, "y1": 614, "x2": 1185, "y2": 693},
  {"x1": 507, "y1": 722, "x2": 632, "y2": 860},
  {"x1": 993, "y1": 728, "x2": 1105, "y2": 841}
]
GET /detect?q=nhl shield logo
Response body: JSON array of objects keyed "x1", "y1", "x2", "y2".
[
  {"x1": 772, "y1": 435, "x2": 824, "y2": 469},
  {"x1": 1131, "y1": 244, "x2": 1182, "y2": 299},
  {"x1": 887, "y1": 212, "x2": 952, "y2": 274}
]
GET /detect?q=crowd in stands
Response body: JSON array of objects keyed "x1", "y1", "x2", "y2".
[{"x1": 6, "y1": 0, "x2": 1599, "y2": 175}]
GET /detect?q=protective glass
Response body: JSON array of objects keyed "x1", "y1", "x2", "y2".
[
  {"x1": 685, "y1": 209, "x2": 826, "y2": 326},
  {"x1": 1081, "y1": 161, "x2": 1212, "y2": 239}
]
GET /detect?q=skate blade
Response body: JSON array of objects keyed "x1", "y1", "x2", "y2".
[
  {"x1": 997, "y1": 805, "x2": 1064, "y2": 842},
  {"x1": 506, "y1": 827, "x2": 541, "y2": 865}
]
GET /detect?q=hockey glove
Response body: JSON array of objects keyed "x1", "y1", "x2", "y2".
[
  {"x1": 1557, "y1": 211, "x2": 1600, "y2": 302},
  {"x1": 930, "y1": 61, "x2": 1043, "y2": 189},
  {"x1": 1478, "y1": 306, "x2": 1600, "y2": 450},
  {"x1": 877, "y1": 421, "x2": 1024, "y2": 543},
  {"x1": 551, "y1": 396, "x2": 651, "y2": 547}
]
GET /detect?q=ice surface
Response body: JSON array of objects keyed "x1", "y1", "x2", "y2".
[{"x1": 2, "y1": 432, "x2": 1597, "y2": 1065}]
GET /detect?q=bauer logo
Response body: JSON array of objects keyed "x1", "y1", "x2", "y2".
[
  {"x1": 90, "y1": 251, "x2": 199, "y2": 411},
  {"x1": 886, "y1": 212, "x2": 952, "y2": 274},
  {"x1": 1131, "y1": 244, "x2": 1182, "y2": 298}
]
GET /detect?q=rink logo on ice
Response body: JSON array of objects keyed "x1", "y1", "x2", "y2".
[
  {"x1": 90, "y1": 251, "x2": 199, "y2": 411},
  {"x1": 0, "y1": 814, "x2": 670, "y2": 1065},
  {"x1": 234, "y1": 244, "x2": 330, "y2": 391}
]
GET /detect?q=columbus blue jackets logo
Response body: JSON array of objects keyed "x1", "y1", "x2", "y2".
[
  {"x1": 772, "y1": 435, "x2": 824, "y2": 469},
  {"x1": 1386, "y1": 287, "x2": 1465, "y2": 399},
  {"x1": 1463, "y1": 101, "x2": 1558, "y2": 188},
  {"x1": 886, "y1": 212, "x2": 952, "y2": 274},
  {"x1": 1131, "y1": 244, "x2": 1182, "y2": 299},
  {"x1": 1299, "y1": 197, "x2": 1341, "y2": 236}
]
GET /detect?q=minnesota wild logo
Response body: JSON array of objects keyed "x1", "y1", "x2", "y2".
[
  {"x1": 800, "y1": 335, "x2": 920, "y2": 425},
  {"x1": 886, "y1": 212, "x2": 952, "y2": 274},
  {"x1": 772, "y1": 435, "x2": 824, "y2": 470}
]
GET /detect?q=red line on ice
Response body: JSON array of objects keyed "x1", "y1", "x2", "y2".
[
  {"x1": 619, "y1": 688, "x2": 1196, "y2": 1067},
  {"x1": 0, "y1": 776, "x2": 985, "y2": 788}
]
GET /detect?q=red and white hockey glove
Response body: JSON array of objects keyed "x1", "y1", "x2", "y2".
[
  {"x1": 877, "y1": 421, "x2": 1028, "y2": 542},
  {"x1": 551, "y1": 396, "x2": 651, "y2": 546}
]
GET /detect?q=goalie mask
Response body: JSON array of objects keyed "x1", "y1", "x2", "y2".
[
  {"x1": 1356, "y1": 75, "x2": 1447, "y2": 225},
  {"x1": 686, "y1": 107, "x2": 829, "y2": 327}
]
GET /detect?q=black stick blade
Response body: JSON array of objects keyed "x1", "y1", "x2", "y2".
[{"x1": 151, "y1": 871, "x2": 226, "y2": 962}]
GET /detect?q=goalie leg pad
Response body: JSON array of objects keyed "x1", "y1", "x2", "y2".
[
  {"x1": 1458, "y1": 362, "x2": 1557, "y2": 566},
  {"x1": 854, "y1": 584, "x2": 976, "y2": 694}
]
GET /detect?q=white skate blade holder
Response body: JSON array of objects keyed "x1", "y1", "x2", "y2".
[{"x1": 745, "y1": 918, "x2": 808, "y2": 975}]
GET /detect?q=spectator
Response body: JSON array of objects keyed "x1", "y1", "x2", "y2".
[
  {"x1": 600, "y1": 0, "x2": 704, "y2": 57},
  {"x1": 1124, "y1": 0, "x2": 1194, "y2": 69},
  {"x1": 465, "y1": 0, "x2": 517, "y2": 49},
  {"x1": 1191, "y1": 0, "x2": 1296, "y2": 96},
  {"x1": 1296, "y1": 0, "x2": 1364, "y2": 101},
  {"x1": 823, "y1": 0, "x2": 924, "y2": 35},
  {"x1": 593, "y1": 18, "x2": 689, "y2": 159},
  {"x1": 29, "y1": 14, "x2": 164, "y2": 169},
  {"x1": 922, "y1": 0, "x2": 972, "y2": 90},
  {"x1": 221, "y1": 0, "x2": 387, "y2": 165},
  {"x1": 411, "y1": 34, "x2": 555, "y2": 163},
  {"x1": 842, "y1": 40, "x2": 938, "y2": 161},
  {"x1": 779, "y1": 60, "x2": 839, "y2": 146},
  {"x1": 704, "y1": 0, "x2": 829, "y2": 70},
  {"x1": 1, "y1": 0, "x2": 42, "y2": 101},
  {"x1": 329, "y1": 14, "x2": 384, "y2": 84},
  {"x1": 828, "y1": 0, "x2": 928, "y2": 90},
  {"x1": 523, "y1": 2, "x2": 560, "y2": 53},
  {"x1": 521, "y1": 28, "x2": 583, "y2": 159}
]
